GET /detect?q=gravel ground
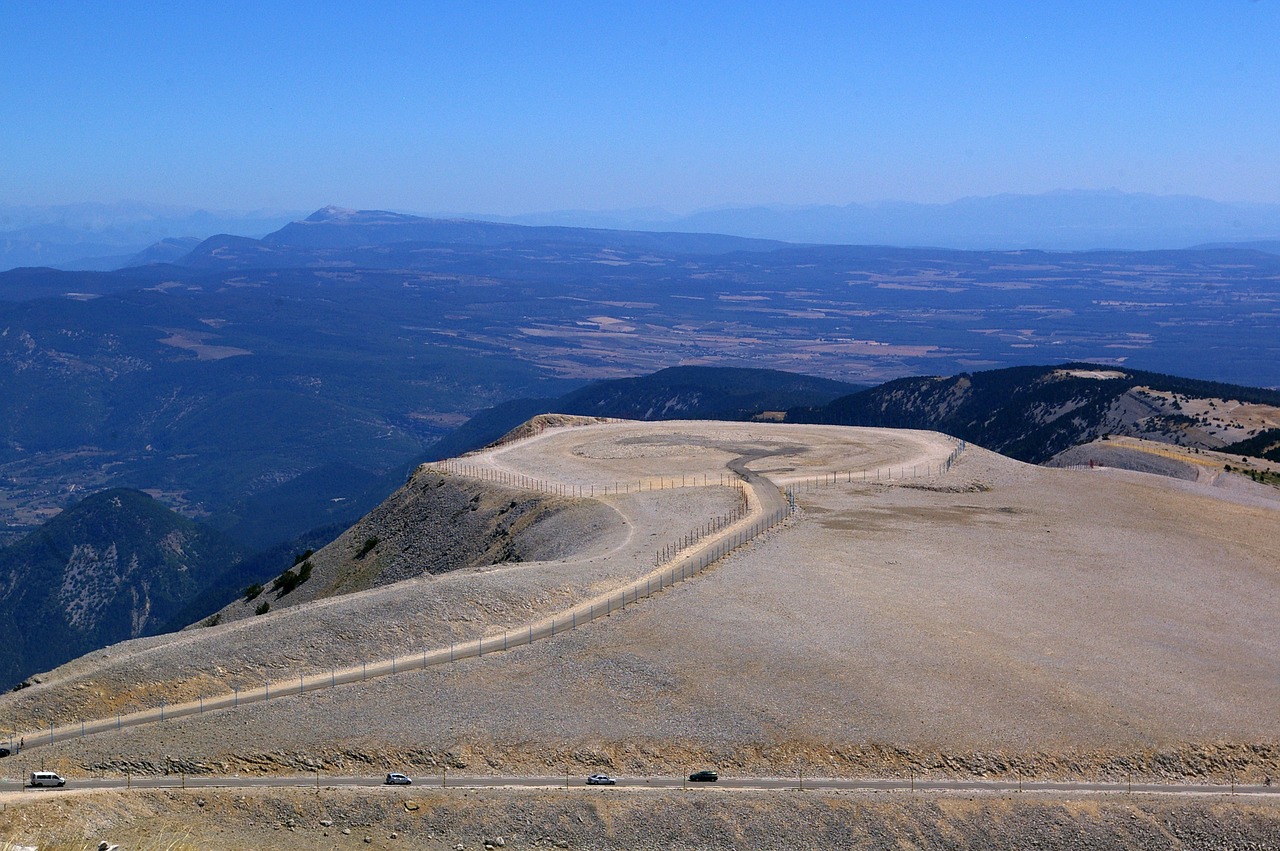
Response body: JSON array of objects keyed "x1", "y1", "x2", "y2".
[
  {"x1": 3, "y1": 423, "x2": 1277, "y2": 789},
  {"x1": 0, "y1": 477, "x2": 743, "y2": 729},
  {"x1": 3, "y1": 787, "x2": 1280, "y2": 851}
]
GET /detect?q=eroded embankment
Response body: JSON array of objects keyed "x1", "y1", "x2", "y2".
[{"x1": 46, "y1": 740, "x2": 1280, "y2": 788}]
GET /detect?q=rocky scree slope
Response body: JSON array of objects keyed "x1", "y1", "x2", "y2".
[{"x1": 209, "y1": 466, "x2": 618, "y2": 624}]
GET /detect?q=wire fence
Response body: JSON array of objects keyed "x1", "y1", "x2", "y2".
[
  {"x1": 433, "y1": 457, "x2": 743, "y2": 497},
  {"x1": 6, "y1": 478, "x2": 791, "y2": 754},
  {"x1": 6, "y1": 435, "x2": 967, "y2": 755},
  {"x1": 783, "y1": 439, "x2": 966, "y2": 493}
]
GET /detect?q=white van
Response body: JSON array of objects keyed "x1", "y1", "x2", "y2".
[{"x1": 29, "y1": 771, "x2": 66, "y2": 788}]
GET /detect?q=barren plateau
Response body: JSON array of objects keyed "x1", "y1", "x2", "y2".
[{"x1": 2, "y1": 420, "x2": 1278, "y2": 847}]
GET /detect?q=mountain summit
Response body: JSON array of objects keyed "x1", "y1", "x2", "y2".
[{"x1": 250, "y1": 207, "x2": 790, "y2": 254}]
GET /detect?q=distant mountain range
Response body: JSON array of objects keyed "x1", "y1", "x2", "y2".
[
  {"x1": 6, "y1": 191, "x2": 1280, "y2": 274},
  {"x1": 169, "y1": 205, "x2": 789, "y2": 270},
  {"x1": 0, "y1": 201, "x2": 303, "y2": 271},
  {"x1": 483, "y1": 190, "x2": 1280, "y2": 252}
]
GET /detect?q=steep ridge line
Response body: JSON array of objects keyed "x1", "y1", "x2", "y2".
[{"x1": 5, "y1": 451, "x2": 797, "y2": 754}]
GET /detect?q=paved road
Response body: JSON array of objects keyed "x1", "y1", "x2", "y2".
[{"x1": 2, "y1": 772, "x2": 1274, "y2": 798}]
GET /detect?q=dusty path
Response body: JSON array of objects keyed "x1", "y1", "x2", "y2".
[
  {"x1": 4, "y1": 422, "x2": 962, "y2": 754},
  {"x1": 4, "y1": 440, "x2": 804, "y2": 753}
]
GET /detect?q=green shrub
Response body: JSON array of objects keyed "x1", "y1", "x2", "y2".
[
  {"x1": 293, "y1": 549, "x2": 315, "y2": 566},
  {"x1": 298, "y1": 559, "x2": 313, "y2": 583},
  {"x1": 356, "y1": 536, "x2": 379, "y2": 559},
  {"x1": 244, "y1": 583, "x2": 264, "y2": 601},
  {"x1": 272, "y1": 568, "x2": 301, "y2": 595},
  {"x1": 255, "y1": 601, "x2": 270, "y2": 615}
]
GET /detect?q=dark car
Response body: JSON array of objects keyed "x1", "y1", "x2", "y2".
[
  {"x1": 586, "y1": 773, "x2": 617, "y2": 785},
  {"x1": 688, "y1": 770, "x2": 718, "y2": 782},
  {"x1": 0, "y1": 746, "x2": 9, "y2": 758}
]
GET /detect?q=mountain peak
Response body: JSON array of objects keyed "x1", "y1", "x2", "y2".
[
  {"x1": 301, "y1": 207, "x2": 425, "y2": 226},
  {"x1": 304, "y1": 205, "x2": 360, "y2": 223}
]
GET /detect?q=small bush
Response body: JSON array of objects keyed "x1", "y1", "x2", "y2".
[
  {"x1": 272, "y1": 568, "x2": 301, "y2": 595},
  {"x1": 255, "y1": 601, "x2": 270, "y2": 615},
  {"x1": 356, "y1": 536, "x2": 379, "y2": 559},
  {"x1": 297, "y1": 559, "x2": 313, "y2": 583},
  {"x1": 293, "y1": 549, "x2": 315, "y2": 566},
  {"x1": 244, "y1": 583, "x2": 263, "y2": 601},
  {"x1": 202, "y1": 613, "x2": 222, "y2": 628}
]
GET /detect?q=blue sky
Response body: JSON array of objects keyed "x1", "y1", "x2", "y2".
[{"x1": 3, "y1": 1, "x2": 1278, "y2": 213}]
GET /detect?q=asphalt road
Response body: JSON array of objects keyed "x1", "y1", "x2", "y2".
[{"x1": 1, "y1": 772, "x2": 1275, "y2": 798}]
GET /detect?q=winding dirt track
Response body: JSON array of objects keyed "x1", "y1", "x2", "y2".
[
  {"x1": 5, "y1": 444, "x2": 804, "y2": 752},
  {"x1": 6, "y1": 422, "x2": 959, "y2": 753}
]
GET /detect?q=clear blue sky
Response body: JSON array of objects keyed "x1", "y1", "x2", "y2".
[{"x1": 3, "y1": 1, "x2": 1278, "y2": 213}]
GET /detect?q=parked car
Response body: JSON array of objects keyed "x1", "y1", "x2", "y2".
[
  {"x1": 688, "y1": 770, "x2": 718, "y2": 782},
  {"x1": 586, "y1": 773, "x2": 617, "y2": 785},
  {"x1": 0, "y1": 746, "x2": 10, "y2": 758},
  {"x1": 384, "y1": 772, "x2": 413, "y2": 785},
  {"x1": 29, "y1": 771, "x2": 66, "y2": 788}
]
